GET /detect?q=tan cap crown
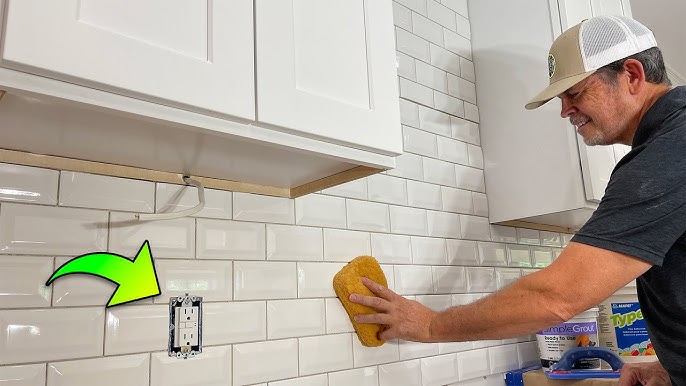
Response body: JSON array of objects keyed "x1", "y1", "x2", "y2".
[{"x1": 526, "y1": 15, "x2": 658, "y2": 110}]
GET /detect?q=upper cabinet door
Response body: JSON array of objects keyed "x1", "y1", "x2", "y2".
[
  {"x1": 255, "y1": 0, "x2": 402, "y2": 155},
  {"x1": 1, "y1": 0, "x2": 255, "y2": 119},
  {"x1": 591, "y1": 0, "x2": 633, "y2": 18}
]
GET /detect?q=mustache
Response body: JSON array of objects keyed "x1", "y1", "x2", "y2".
[{"x1": 569, "y1": 116, "x2": 590, "y2": 127}]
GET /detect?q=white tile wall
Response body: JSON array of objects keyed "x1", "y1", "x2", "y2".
[{"x1": 0, "y1": 1, "x2": 569, "y2": 384}]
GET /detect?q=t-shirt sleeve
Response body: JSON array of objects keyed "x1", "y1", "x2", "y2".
[{"x1": 571, "y1": 131, "x2": 686, "y2": 266}]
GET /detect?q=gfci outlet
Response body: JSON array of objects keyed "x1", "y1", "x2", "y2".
[{"x1": 168, "y1": 294, "x2": 202, "y2": 359}]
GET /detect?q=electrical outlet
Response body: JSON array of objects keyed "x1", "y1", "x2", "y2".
[{"x1": 168, "y1": 294, "x2": 202, "y2": 359}]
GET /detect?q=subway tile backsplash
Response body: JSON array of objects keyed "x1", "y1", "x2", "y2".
[{"x1": 0, "y1": 1, "x2": 571, "y2": 384}]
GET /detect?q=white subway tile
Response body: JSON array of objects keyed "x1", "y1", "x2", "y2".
[
  {"x1": 151, "y1": 346, "x2": 230, "y2": 386},
  {"x1": 233, "y1": 193, "x2": 294, "y2": 224},
  {"x1": 325, "y1": 298, "x2": 354, "y2": 334},
  {"x1": 421, "y1": 353, "x2": 459, "y2": 386},
  {"x1": 562, "y1": 233, "x2": 574, "y2": 247},
  {"x1": 438, "y1": 340, "x2": 473, "y2": 354},
  {"x1": 490, "y1": 225, "x2": 517, "y2": 243},
  {"x1": 379, "y1": 360, "x2": 422, "y2": 386},
  {"x1": 59, "y1": 172, "x2": 154, "y2": 213},
  {"x1": 466, "y1": 267, "x2": 497, "y2": 293},
  {"x1": 297, "y1": 262, "x2": 344, "y2": 298},
  {"x1": 393, "y1": 3, "x2": 412, "y2": 31},
  {"x1": 423, "y1": 158, "x2": 457, "y2": 187},
  {"x1": 477, "y1": 242, "x2": 507, "y2": 267},
  {"x1": 452, "y1": 293, "x2": 484, "y2": 307},
  {"x1": 455, "y1": 165, "x2": 485, "y2": 192},
  {"x1": 441, "y1": 0, "x2": 468, "y2": 17},
  {"x1": 0, "y1": 363, "x2": 45, "y2": 385},
  {"x1": 233, "y1": 261, "x2": 297, "y2": 300},
  {"x1": 353, "y1": 338, "x2": 399, "y2": 367},
  {"x1": 446, "y1": 239, "x2": 478, "y2": 266},
  {"x1": 47, "y1": 354, "x2": 149, "y2": 386},
  {"x1": 444, "y1": 29, "x2": 471, "y2": 60},
  {"x1": 472, "y1": 340, "x2": 502, "y2": 349},
  {"x1": 434, "y1": 92, "x2": 465, "y2": 117},
  {"x1": 0, "y1": 256, "x2": 52, "y2": 308},
  {"x1": 456, "y1": 13, "x2": 471, "y2": 39},
  {"x1": 415, "y1": 61, "x2": 448, "y2": 93},
  {"x1": 447, "y1": 75, "x2": 476, "y2": 105},
  {"x1": 109, "y1": 212, "x2": 194, "y2": 258},
  {"x1": 437, "y1": 137, "x2": 469, "y2": 166},
  {"x1": 516, "y1": 228, "x2": 540, "y2": 245},
  {"x1": 459, "y1": 215, "x2": 490, "y2": 241},
  {"x1": 0, "y1": 163, "x2": 58, "y2": 205},
  {"x1": 295, "y1": 194, "x2": 346, "y2": 228},
  {"x1": 411, "y1": 236, "x2": 447, "y2": 265},
  {"x1": 489, "y1": 344, "x2": 520, "y2": 374},
  {"x1": 196, "y1": 219, "x2": 265, "y2": 260},
  {"x1": 472, "y1": 193, "x2": 488, "y2": 217},
  {"x1": 411, "y1": 13, "x2": 444, "y2": 46},
  {"x1": 427, "y1": 211, "x2": 461, "y2": 238},
  {"x1": 415, "y1": 294, "x2": 453, "y2": 312},
  {"x1": 521, "y1": 268, "x2": 538, "y2": 277},
  {"x1": 403, "y1": 126, "x2": 437, "y2": 158},
  {"x1": 450, "y1": 117, "x2": 480, "y2": 145},
  {"x1": 507, "y1": 245, "x2": 532, "y2": 267},
  {"x1": 433, "y1": 266, "x2": 467, "y2": 294},
  {"x1": 233, "y1": 339, "x2": 298, "y2": 385},
  {"x1": 394, "y1": 265, "x2": 433, "y2": 295},
  {"x1": 328, "y1": 367, "x2": 378, "y2": 386},
  {"x1": 299, "y1": 333, "x2": 353, "y2": 375},
  {"x1": 368, "y1": 175, "x2": 408, "y2": 206},
  {"x1": 0, "y1": 308, "x2": 104, "y2": 364},
  {"x1": 105, "y1": 305, "x2": 166, "y2": 355},
  {"x1": 267, "y1": 224, "x2": 323, "y2": 262},
  {"x1": 203, "y1": 302, "x2": 266, "y2": 345},
  {"x1": 456, "y1": 349, "x2": 490, "y2": 381},
  {"x1": 153, "y1": 259, "x2": 232, "y2": 303},
  {"x1": 346, "y1": 200, "x2": 390, "y2": 233},
  {"x1": 399, "y1": 99, "x2": 420, "y2": 128},
  {"x1": 441, "y1": 187, "x2": 473, "y2": 214},
  {"x1": 396, "y1": 0, "x2": 427, "y2": 15},
  {"x1": 371, "y1": 233, "x2": 412, "y2": 264},
  {"x1": 540, "y1": 231, "x2": 562, "y2": 247},
  {"x1": 396, "y1": 28, "x2": 430, "y2": 62},
  {"x1": 156, "y1": 183, "x2": 232, "y2": 219},
  {"x1": 418, "y1": 105, "x2": 452, "y2": 137},
  {"x1": 496, "y1": 268, "x2": 522, "y2": 290},
  {"x1": 321, "y1": 178, "x2": 367, "y2": 200},
  {"x1": 386, "y1": 153, "x2": 423, "y2": 181},
  {"x1": 400, "y1": 78, "x2": 435, "y2": 107},
  {"x1": 390, "y1": 206, "x2": 428, "y2": 236},
  {"x1": 467, "y1": 145, "x2": 483, "y2": 169},
  {"x1": 407, "y1": 180, "x2": 442, "y2": 210},
  {"x1": 52, "y1": 256, "x2": 115, "y2": 307},
  {"x1": 552, "y1": 247, "x2": 564, "y2": 260},
  {"x1": 267, "y1": 299, "x2": 325, "y2": 339},
  {"x1": 518, "y1": 342, "x2": 540, "y2": 368},
  {"x1": 0, "y1": 204, "x2": 107, "y2": 256},
  {"x1": 270, "y1": 375, "x2": 327, "y2": 386},
  {"x1": 429, "y1": 44, "x2": 460, "y2": 76},
  {"x1": 381, "y1": 265, "x2": 397, "y2": 292},
  {"x1": 398, "y1": 340, "x2": 439, "y2": 361},
  {"x1": 323, "y1": 229, "x2": 370, "y2": 263},
  {"x1": 460, "y1": 58, "x2": 475, "y2": 82},
  {"x1": 464, "y1": 103, "x2": 480, "y2": 123},
  {"x1": 531, "y1": 247, "x2": 554, "y2": 267},
  {"x1": 427, "y1": 0, "x2": 457, "y2": 31}
]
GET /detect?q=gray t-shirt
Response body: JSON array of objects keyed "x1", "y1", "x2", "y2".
[{"x1": 572, "y1": 86, "x2": 686, "y2": 386}]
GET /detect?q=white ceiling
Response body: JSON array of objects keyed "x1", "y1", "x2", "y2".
[{"x1": 630, "y1": 0, "x2": 686, "y2": 84}]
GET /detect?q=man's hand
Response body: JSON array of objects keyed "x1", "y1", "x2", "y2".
[
  {"x1": 348, "y1": 277, "x2": 439, "y2": 342},
  {"x1": 618, "y1": 361, "x2": 671, "y2": 386}
]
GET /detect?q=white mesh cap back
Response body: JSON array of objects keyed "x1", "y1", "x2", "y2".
[{"x1": 579, "y1": 15, "x2": 657, "y2": 72}]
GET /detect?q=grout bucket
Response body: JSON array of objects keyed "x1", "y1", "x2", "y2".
[{"x1": 536, "y1": 308, "x2": 600, "y2": 370}]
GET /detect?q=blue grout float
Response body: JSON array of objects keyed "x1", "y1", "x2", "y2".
[{"x1": 546, "y1": 347, "x2": 624, "y2": 379}]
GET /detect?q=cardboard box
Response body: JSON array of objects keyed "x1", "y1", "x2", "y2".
[{"x1": 523, "y1": 370, "x2": 619, "y2": 385}]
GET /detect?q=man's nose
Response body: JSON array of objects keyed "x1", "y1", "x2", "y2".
[{"x1": 559, "y1": 96, "x2": 576, "y2": 118}]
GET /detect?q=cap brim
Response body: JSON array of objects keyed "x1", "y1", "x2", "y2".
[{"x1": 525, "y1": 70, "x2": 597, "y2": 110}]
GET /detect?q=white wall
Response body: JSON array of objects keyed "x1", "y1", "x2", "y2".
[{"x1": 0, "y1": 1, "x2": 571, "y2": 385}]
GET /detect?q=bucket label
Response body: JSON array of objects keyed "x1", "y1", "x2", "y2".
[
  {"x1": 611, "y1": 302, "x2": 655, "y2": 357},
  {"x1": 536, "y1": 320, "x2": 600, "y2": 369}
]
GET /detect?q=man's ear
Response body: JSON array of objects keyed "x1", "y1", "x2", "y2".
[{"x1": 622, "y1": 59, "x2": 646, "y2": 95}]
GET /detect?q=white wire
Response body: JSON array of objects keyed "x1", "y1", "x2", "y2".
[{"x1": 136, "y1": 176, "x2": 205, "y2": 221}]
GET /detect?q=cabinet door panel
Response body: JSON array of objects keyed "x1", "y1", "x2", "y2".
[
  {"x1": 578, "y1": 139, "x2": 617, "y2": 202},
  {"x1": 1, "y1": 0, "x2": 254, "y2": 119},
  {"x1": 591, "y1": 0, "x2": 631, "y2": 17},
  {"x1": 256, "y1": 0, "x2": 402, "y2": 155},
  {"x1": 557, "y1": 0, "x2": 593, "y2": 32}
]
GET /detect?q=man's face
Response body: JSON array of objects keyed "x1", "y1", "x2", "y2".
[{"x1": 558, "y1": 73, "x2": 632, "y2": 146}]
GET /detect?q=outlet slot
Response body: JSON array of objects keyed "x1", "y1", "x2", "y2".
[{"x1": 168, "y1": 293, "x2": 202, "y2": 359}]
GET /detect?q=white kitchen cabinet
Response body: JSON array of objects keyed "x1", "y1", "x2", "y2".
[
  {"x1": 469, "y1": 0, "x2": 634, "y2": 230},
  {"x1": 1, "y1": 0, "x2": 255, "y2": 119},
  {"x1": 0, "y1": 0, "x2": 401, "y2": 198},
  {"x1": 256, "y1": 0, "x2": 401, "y2": 154}
]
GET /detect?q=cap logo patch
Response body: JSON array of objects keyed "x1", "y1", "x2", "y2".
[{"x1": 548, "y1": 53, "x2": 556, "y2": 78}]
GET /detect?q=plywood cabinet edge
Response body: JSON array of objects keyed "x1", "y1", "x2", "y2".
[{"x1": 0, "y1": 148, "x2": 384, "y2": 198}]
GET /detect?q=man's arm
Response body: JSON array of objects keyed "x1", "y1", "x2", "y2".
[{"x1": 350, "y1": 241, "x2": 652, "y2": 342}]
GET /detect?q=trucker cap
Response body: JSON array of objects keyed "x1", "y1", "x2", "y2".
[{"x1": 525, "y1": 15, "x2": 657, "y2": 110}]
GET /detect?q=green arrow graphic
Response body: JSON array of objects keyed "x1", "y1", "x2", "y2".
[{"x1": 46, "y1": 240, "x2": 161, "y2": 307}]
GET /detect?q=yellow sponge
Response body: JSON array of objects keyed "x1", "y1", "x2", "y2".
[{"x1": 333, "y1": 256, "x2": 388, "y2": 347}]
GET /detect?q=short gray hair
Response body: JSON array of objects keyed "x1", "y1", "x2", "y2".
[{"x1": 596, "y1": 47, "x2": 671, "y2": 86}]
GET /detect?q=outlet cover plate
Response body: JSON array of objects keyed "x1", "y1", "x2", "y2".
[{"x1": 168, "y1": 293, "x2": 203, "y2": 359}]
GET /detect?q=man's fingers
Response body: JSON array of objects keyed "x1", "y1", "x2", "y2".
[
  {"x1": 354, "y1": 312, "x2": 392, "y2": 325},
  {"x1": 361, "y1": 277, "x2": 396, "y2": 300},
  {"x1": 349, "y1": 293, "x2": 390, "y2": 311}
]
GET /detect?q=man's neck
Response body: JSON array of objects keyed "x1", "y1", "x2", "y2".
[{"x1": 622, "y1": 83, "x2": 672, "y2": 145}]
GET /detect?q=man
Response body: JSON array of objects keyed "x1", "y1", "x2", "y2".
[{"x1": 350, "y1": 15, "x2": 685, "y2": 386}]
